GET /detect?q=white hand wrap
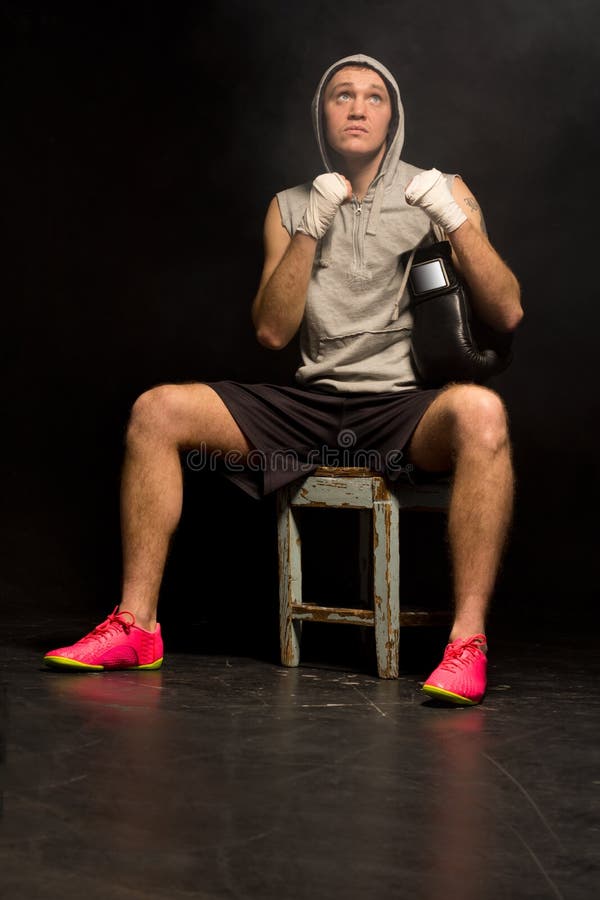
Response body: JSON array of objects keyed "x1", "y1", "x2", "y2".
[
  {"x1": 405, "y1": 168, "x2": 467, "y2": 234},
  {"x1": 296, "y1": 173, "x2": 348, "y2": 240}
]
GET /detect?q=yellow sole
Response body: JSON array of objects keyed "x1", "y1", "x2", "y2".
[
  {"x1": 44, "y1": 656, "x2": 163, "y2": 672},
  {"x1": 422, "y1": 684, "x2": 479, "y2": 706}
]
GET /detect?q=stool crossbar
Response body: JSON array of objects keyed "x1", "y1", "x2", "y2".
[{"x1": 277, "y1": 466, "x2": 451, "y2": 679}]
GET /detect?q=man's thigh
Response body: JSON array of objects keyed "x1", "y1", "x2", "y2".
[
  {"x1": 133, "y1": 383, "x2": 252, "y2": 455},
  {"x1": 405, "y1": 385, "x2": 456, "y2": 472},
  {"x1": 406, "y1": 382, "x2": 508, "y2": 472}
]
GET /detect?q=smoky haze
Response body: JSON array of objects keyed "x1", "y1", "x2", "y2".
[{"x1": 2, "y1": 0, "x2": 598, "y2": 634}]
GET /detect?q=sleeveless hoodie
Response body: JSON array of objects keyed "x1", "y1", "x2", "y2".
[{"x1": 276, "y1": 53, "x2": 454, "y2": 393}]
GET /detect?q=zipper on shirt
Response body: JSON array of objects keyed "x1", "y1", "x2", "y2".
[{"x1": 352, "y1": 195, "x2": 364, "y2": 274}]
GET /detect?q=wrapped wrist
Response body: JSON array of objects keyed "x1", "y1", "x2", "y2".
[
  {"x1": 296, "y1": 173, "x2": 348, "y2": 240},
  {"x1": 405, "y1": 168, "x2": 467, "y2": 234}
]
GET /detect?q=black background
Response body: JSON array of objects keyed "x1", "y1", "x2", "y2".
[{"x1": 2, "y1": 1, "x2": 599, "y2": 654}]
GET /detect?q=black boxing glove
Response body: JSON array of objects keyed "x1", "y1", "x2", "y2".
[{"x1": 402, "y1": 241, "x2": 512, "y2": 387}]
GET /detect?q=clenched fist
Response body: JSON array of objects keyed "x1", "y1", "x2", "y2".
[
  {"x1": 405, "y1": 168, "x2": 466, "y2": 234},
  {"x1": 296, "y1": 173, "x2": 353, "y2": 240}
]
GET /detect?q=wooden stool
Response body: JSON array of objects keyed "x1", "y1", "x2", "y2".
[{"x1": 277, "y1": 466, "x2": 451, "y2": 679}]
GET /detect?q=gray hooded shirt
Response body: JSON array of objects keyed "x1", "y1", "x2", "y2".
[{"x1": 276, "y1": 53, "x2": 455, "y2": 394}]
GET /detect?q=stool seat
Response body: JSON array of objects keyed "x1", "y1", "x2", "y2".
[{"x1": 277, "y1": 466, "x2": 450, "y2": 679}]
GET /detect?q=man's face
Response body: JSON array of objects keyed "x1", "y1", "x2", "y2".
[{"x1": 323, "y1": 66, "x2": 392, "y2": 162}]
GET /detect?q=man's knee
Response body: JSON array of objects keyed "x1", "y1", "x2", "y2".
[
  {"x1": 443, "y1": 384, "x2": 510, "y2": 455},
  {"x1": 126, "y1": 384, "x2": 196, "y2": 444}
]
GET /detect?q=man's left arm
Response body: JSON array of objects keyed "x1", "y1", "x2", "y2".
[
  {"x1": 406, "y1": 169, "x2": 523, "y2": 333},
  {"x1": 448, "y1": 177, "x2": 523, "y2": 332}
]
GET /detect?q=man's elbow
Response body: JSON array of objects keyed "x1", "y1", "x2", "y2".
[
  {"x1": 498, "y1": 277, "x2": 524, "y2": 332},
  {"x1": 506, "y1": 281, "x2": 524, "y2": 331},
  {"x1": 255, "y1": 326, "x2": 289, "y2": 350},
  {"x1": 500, "y1": 303, "x2": 524, "y2": 333}
]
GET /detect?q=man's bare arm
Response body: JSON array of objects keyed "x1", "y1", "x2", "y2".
[
  {"x1": 251, "y1": 197, "x2": 317, "y2": 350},
  {"x1": 447, "y1": 178, "x2": 523, "y2": 333},
  {"x1": 252, "y1": 175, "x2": 352, "y2": 349}
]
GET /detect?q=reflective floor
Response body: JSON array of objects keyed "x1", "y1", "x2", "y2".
[{"x1": 0, "y1": 613, "x2": 598, "y2": 900}]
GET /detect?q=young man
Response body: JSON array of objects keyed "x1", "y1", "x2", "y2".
[{"x1": 44, "y1": 54, "x2": 522, "y2": 705}]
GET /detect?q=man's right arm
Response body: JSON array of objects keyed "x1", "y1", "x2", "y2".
[
  {"x1": 251, "y1": 196, "x2": 317, "y2": 350},
  {"x1": 252, "y1": 174, "x2": 352, "y2": 350}
]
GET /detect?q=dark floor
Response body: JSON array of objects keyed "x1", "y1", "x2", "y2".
[{"x1": 0, "y1": 611, "x2": 598, "y2": 900}]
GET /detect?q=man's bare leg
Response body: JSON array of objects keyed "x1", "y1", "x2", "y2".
[
  {"x1": 119, "y1": 384, "x2": 251, "y2": 630},
  {"x1": 406, "y1": 383, "x2": 514, "y2": 640}
]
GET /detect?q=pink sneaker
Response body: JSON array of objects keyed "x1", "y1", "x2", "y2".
[
  {"x1": 44, "y1": 607, "x2": 163, "y2": 671},
  {"x1": 422, "y1": 634, "x2": 487, "y2": 705}
]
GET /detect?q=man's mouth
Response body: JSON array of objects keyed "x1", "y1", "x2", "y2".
[{"x1": 345, "y1": 126, "x2": 368, "y2": 134}]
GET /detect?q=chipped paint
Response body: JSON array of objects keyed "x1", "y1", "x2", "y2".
[{"x1": 278, "y1": 466, "x2": 450, "y2": 680}]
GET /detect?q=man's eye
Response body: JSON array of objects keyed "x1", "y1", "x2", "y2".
[
  {"x1": 337, "y1": 92, "x2": 351, "y2": 101},
  {"x1": 369, "y1": 95, "x2": 382, "y2": 104}
]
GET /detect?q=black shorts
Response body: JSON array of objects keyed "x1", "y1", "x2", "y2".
[{"x1": 202, "y1": 381, "x2": 443, "y2": 498}]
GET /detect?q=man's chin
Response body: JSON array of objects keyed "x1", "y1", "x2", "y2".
[
  {"x1": 328, "y1": 138, "x2": 386, "y2": 161},
  {"x1": 330, "y1": 146, "x2": 382, "y2": 164}
]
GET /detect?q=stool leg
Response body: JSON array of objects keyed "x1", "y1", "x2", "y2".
[
  {"x1": 373, "y1": 496, "x2": 400, "y2": 679},
  {"x1": 277, "y1": 487, "x2": 302, "y2": 667},
  {"x1": 358, "y1": 509, "x2": 373, "y2": 659},
  {"x1": 358, "y1": 510, "x2": 371, "y2": 606}
]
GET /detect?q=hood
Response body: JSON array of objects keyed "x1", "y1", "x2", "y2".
[{"x1": 311, "y1": 53, "x2": 405, "y2": 191}]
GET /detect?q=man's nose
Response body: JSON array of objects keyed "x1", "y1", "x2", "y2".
[{"x1": 349, "y1": 96, "x2": 366, "y2": 117}]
